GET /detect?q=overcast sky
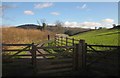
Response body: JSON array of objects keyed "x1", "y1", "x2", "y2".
[{"x1": 1, "y1": 2, "x2": 118, "y2": 29}]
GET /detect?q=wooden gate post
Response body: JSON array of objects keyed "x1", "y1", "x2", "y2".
[
  {"x1": 83, "y1": 43, "x2": 87, "y2": 70},
  {"x1": 78, "y1": 40, "x2": 87, "y2": 70},
  {"x1": 73, "y1": 44, "x2": 79, "y2": 70},
  {"x1": 73, "y1": 39, "x2": 87, "y2": 71},
  {"x1": 31, "y1": 43, "x2": 37, "y2": 75}
]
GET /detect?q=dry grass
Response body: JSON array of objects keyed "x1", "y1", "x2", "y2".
[{"x1": 2, "y1": 27, "x2": 55, "y2": 44}]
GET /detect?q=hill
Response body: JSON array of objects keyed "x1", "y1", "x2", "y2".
[
  {"x1": 16, "y1": 24, "x2": 91, "y2": 35},
  {"x1": 16, "y1": 24, "x2": 40, "y2": 29},
  {"x1": 71, "y1": 29, "x2": 120, "y2": 46}
]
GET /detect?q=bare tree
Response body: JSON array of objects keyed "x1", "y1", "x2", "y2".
[
  {"x1": 41, "y1": 18, "x2": 47, "y2": 30},
  {"x1": 54, "y1": 20, "x2": 64, "y2": 33},
  {"x1": 37, "y1": 19, "x2": 42, "y2": 30},
  {"x1": 36, "y1": 18, "x2": 47, "y2": 30},
  {"x1": 41, "y1": 18, "x2": 46, "y2": 24},
  {"x1": 55, "y1": 20, "x2": 63, "y2": 27}
]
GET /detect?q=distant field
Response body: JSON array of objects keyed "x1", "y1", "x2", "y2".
[{"x1": 71, "y1": 29, "x2": 120, "y2": 46}]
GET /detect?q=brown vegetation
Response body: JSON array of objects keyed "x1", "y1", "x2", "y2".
[{"x1": 2, "y1": 27, "x2": 55, "y2": 44}]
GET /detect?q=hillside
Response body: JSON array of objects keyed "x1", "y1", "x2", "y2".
[
  {"x1": 16, "y1": 24, "x2": 40, "y2": 29},
  {"x1": 71, "y1": 29, "x2": 120, "y2": 46},
  {"x1": 46, "y1": 26, "x2": 91, "y2": 35},
  {"x1": 16, "y1": 24, "x2": 91, "y2": 35}
]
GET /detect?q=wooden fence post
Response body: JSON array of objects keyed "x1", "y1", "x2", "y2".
[
  {"x1": 72, "y1": 38, "x2": 75, "y2": 46},
  {"x1": 66, "y1": 37, "x2": 68, "y2": 46},
  {"x1": 78, "y1": 40, "x2": 86, "y2": 70},
  {"x1": 48, "y1": 35, "x2": 50, "y2": 41},
  {"x1": 57, "y1": 36, "x2": 59, "y2": 46},
  {"x1": 31, "y1": 43, "x2": 37, "y2": 75},
  {"x1": 61, "y1": 36, "x2": 63, "y2": 46},
  {"x1": 73, "y1": 40, "x2": 87, "y2": 71},
  {"x1": 83, "y1": 43, "x2": 87, "y2": 70},
  {"x1": 54, "y1": 36, "x2": 57, "y2": 46},
  {"x1": 48, "y1": 35, "x2": 50, "y2": 46}
]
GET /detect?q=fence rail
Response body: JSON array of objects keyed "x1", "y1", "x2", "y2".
[
  {"x1": 2, "y1": 49, "x2": 30, "y2": 52},
  {"x1": 37, "y1": 46, "x2": 75, "y2": 49},
  {"x1": 54, "y1": 35, "x2": 79, "y2": 46},
  {"x1": 2, "y1": 44, "x2": 32, "y2": 46},
  {"x1": 87, "y1": 44, "x2": 120, "y2": 48}
]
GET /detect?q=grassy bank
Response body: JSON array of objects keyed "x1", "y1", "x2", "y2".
[{"x1": 71, "y1": 29, "x2": 120, "y2": 46}]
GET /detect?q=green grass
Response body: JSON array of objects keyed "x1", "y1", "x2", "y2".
[{"x1": 71, "y1": 29, "x2": 120, "y2": 46}]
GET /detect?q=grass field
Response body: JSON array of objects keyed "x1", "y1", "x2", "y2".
[{"x1": 71, "y1": 29, "x2": 120, "y2": 46}]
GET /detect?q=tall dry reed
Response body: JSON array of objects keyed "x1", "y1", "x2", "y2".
[{"x1": 2, "y1": 27, "x2": 55, "y2": 44}]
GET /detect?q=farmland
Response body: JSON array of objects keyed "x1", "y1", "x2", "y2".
[{"x1": 71, "y1": 29, "x2": 120, "y2": 46}]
